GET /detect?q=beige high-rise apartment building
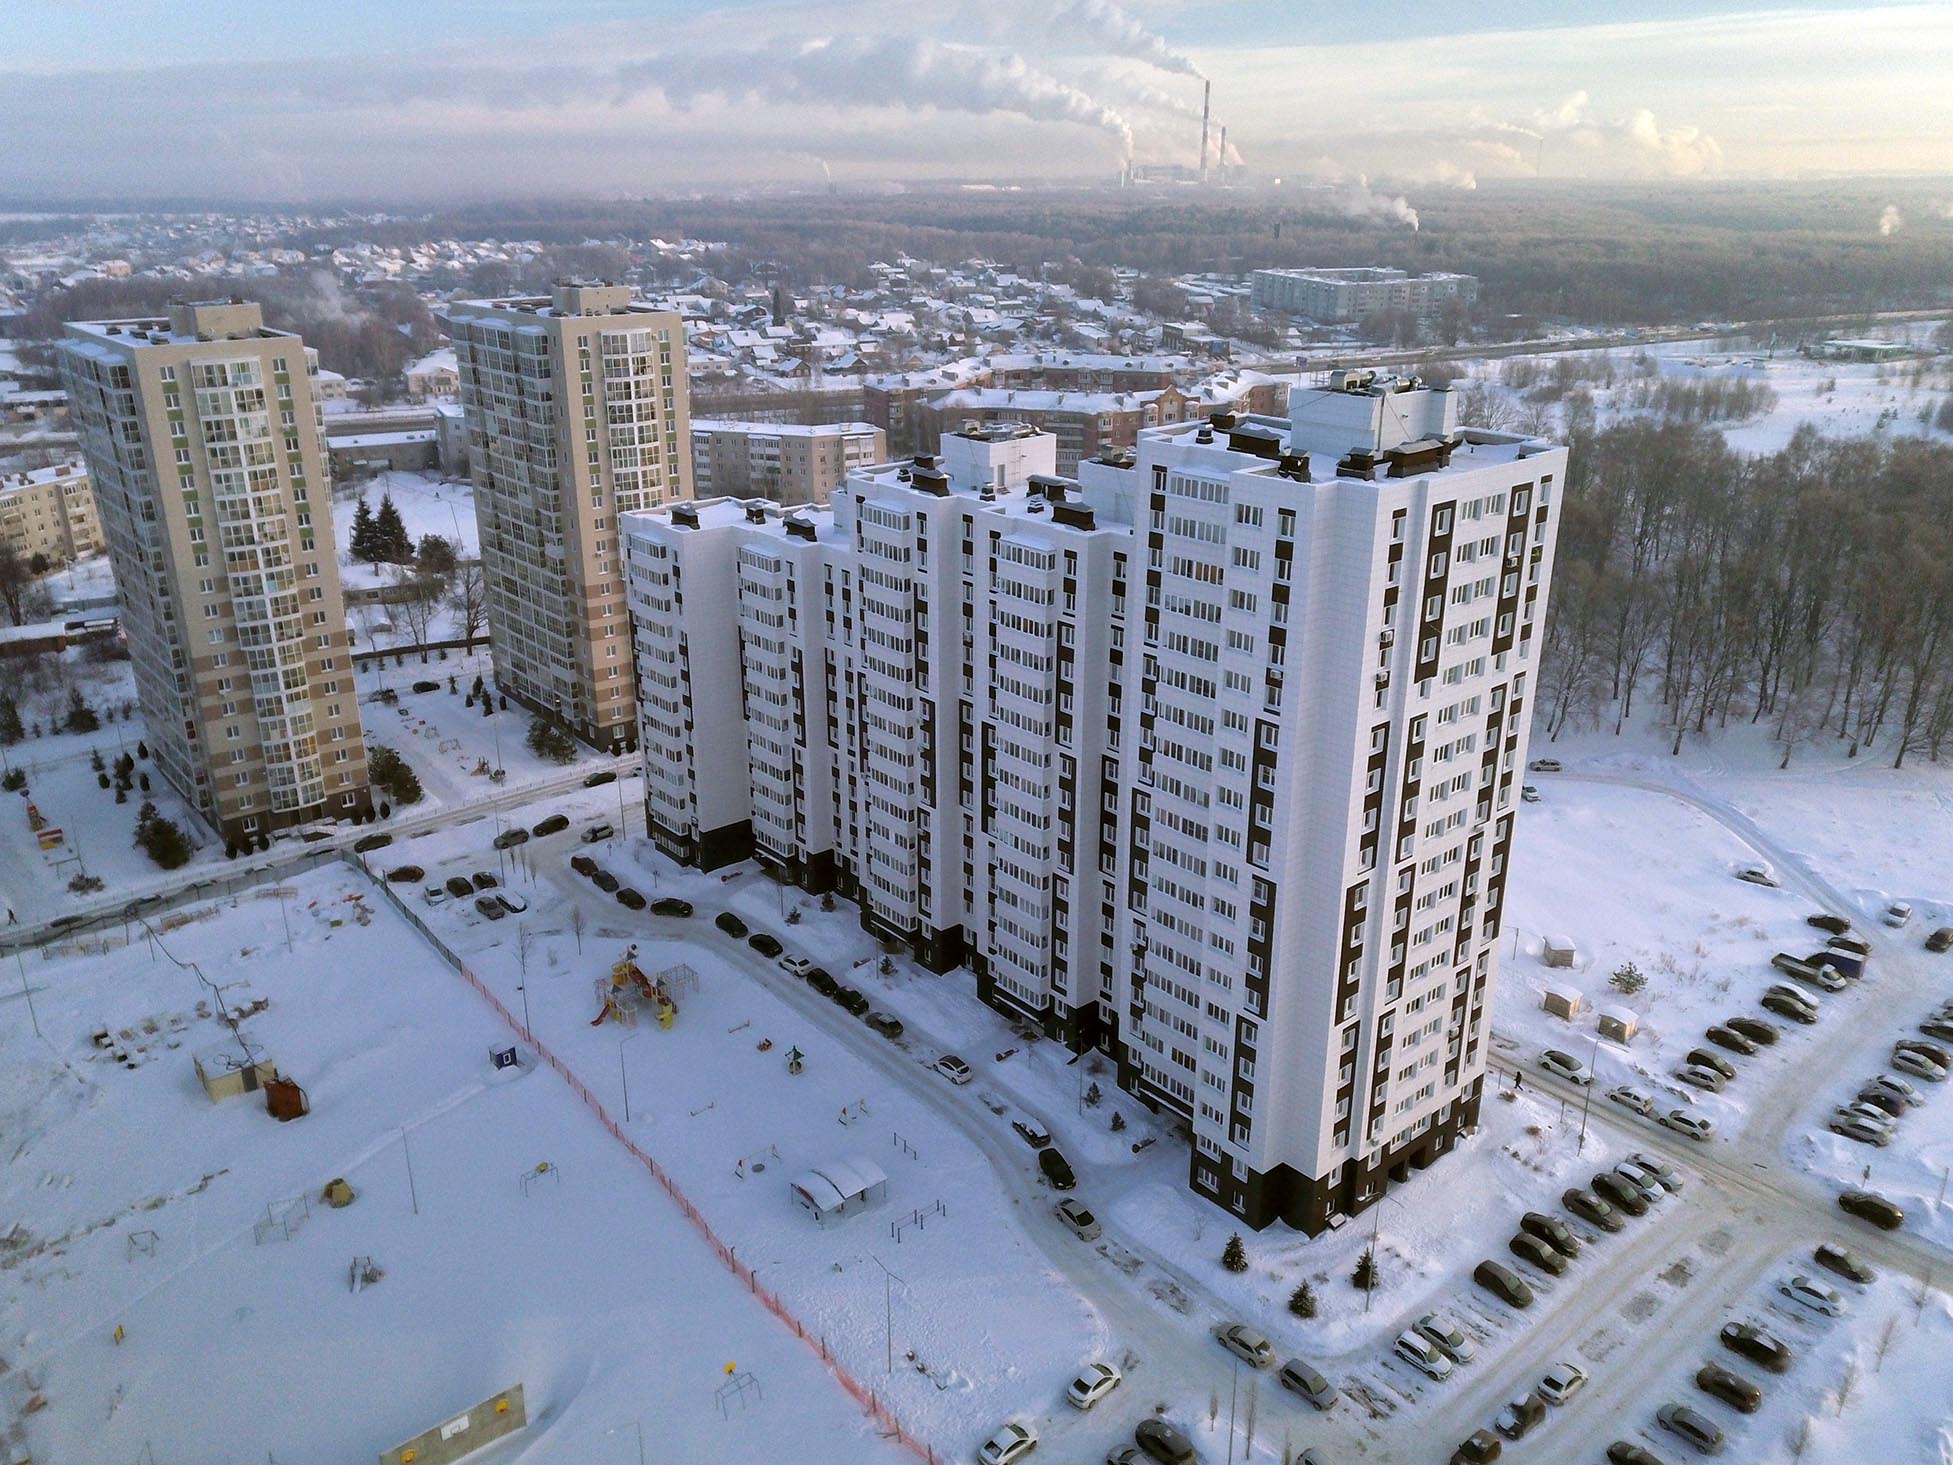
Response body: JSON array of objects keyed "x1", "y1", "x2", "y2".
[
  {"x1": 448, "y1": 282, "x2": 691, "y2": 752},
  {"x1": 0, "y1": 462, "x2": 104, "y2": 568},
  {"x1": 57, "y1": 299, "x2": 372, "y2": 846}
]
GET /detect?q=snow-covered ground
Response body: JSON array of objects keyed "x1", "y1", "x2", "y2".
[
  {"x1": 0, "y1": 863, "x2": 911, "y2": 1464},
  {"x1": 331, "y1": 468, "x2": 478, "y2": 590}
]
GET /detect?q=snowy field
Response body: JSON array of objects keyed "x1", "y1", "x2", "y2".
[
  {"x1": 331, "y1": 467, "x2": 478, "y2": 590},
  {"x1": 0, "y1": 863, "x2": 911, "y2": 1465}
]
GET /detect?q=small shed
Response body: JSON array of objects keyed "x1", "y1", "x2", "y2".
[
  {"x1": 1541, "y1": 985, "x2": 1584, "y2": 1021},
  {"x1": 1597, "y1": 1006, "x2": 1639, "y2": 1044},
  {"x1": 789, "y1": 1156, "x2": 890, "y2": 1225},
  {"x1": 1542, "y1": 935, "x2": 1578, "y2": 970},
  {"x1": 194, "y1": 1040, "x2": 278, "y2": 1102}
]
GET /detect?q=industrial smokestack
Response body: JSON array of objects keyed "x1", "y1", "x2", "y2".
[
  {"x1": 1200, "y1": 79, "x2": 1211, "y2": 181},
  {"x1": 1218, "y1": 125, "x2": 1227, "y2": 183}
]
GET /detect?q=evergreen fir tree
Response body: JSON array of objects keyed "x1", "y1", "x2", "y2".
[
  {"x1": 350, "y1": 498, "x2": 376, "y2": 563},
  {"x1": 1222, "y1": 1232, "x2": 1249, "y2": 1273},
  {"x1": 2, "y1": 694, "x2": 31, "y2": 745},
  {"x1": 375, "y1": 493, "x2": 413, "y2": 563},
  {"x1": 1351, "y1": 1247, "x2": 1379, "y2": 1292},
  {"x1": 1288, "y1": 1281, "x2": 1317, "y2": 1318}
]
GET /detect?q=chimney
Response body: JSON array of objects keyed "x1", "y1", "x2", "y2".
[
  {"x1": 1200, "y1": 80, "x2": 1211, "y2": 182},
  {"x1": 1218, "y1": 125, "x2": 1227, "y2": 182}
]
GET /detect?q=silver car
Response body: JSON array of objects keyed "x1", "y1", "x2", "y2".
[
  {"x1": 1216, "y1": 1322, "x2": 1274, "y2": 1368},
  {"x1": 1277, "y1": 1357, "x2": 1338, "y2": 1410}
]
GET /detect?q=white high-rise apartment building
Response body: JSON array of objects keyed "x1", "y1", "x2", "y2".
[
  {"x1": 625, "y1": 377, "x2": 1563, "y2": 1230},
  {"x1": 448, "y1": 282, "x2": 691, "y2": 752},
  {"x1": 57, "y1": 300, "x2": 371, "y2": 847}
]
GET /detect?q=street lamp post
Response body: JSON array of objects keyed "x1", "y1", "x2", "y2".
[
  {"x1": 869, "y1": 1255, "x2": 904, "y2": 1375},
  {"x1": 620, "y1": 1029, "x2": 642, "y2": 1122},
  {"x1": 1577, "y1": 1031, "x2": 1602, "y2": 1153}
]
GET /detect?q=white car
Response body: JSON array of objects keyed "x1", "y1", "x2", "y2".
[
  {"x1": 1627, "y1": 1152, "x2": 1684, "y2": 1193},
  {"x1": 1067, "y1": 1362, "x2": 1122, "y2": 1410},
  {"x1": 1215, "y1": 1323, "x2": 1275, "y2": 1368},
  {"x1": 1778, "y1": 1275, "x2": 1845, "y2": 1317},
  {"x1": 1529, "y1": 758, "x2": 1563, "y2": 773},
  {"x1": 778, "y1": 955, "x2": 813, "y2": 978},
  {"x1": 1607, "y1": 1085, "x2": 1656, "y2": 1117},
  {"x1": 1660, "y1": 1109, "x2": 1714, "y2": 1142},
  {"x1": 1540, "y1": 1049, "x2": 1592, "y2": 1085},
  {"x1": 935, "y1": 1054, "x2": 973, "y2": 1085},
  {"x1": 1614, "y1": 1160, "x2": 1667, "y2": 1204},
  {"x1": 1393, "y1": 1329, "x2": 1455, "y2": 1381},
  {"x1": 1884, "y1": 901, "x2": 1913, "y2": 928},
  {"x1": 978, "y1": 1421, "x2": 1038, "y2": 1464},
  {"x1": 423, "y1": 884, "x2": 449, "y2": 906},
  {"x1": 1891, "y1": 1047, "x2": 1948, "y2": 1082},
  {"x1": 1538, "y1": 1361, "x2": 1588, "y2": 1404},
  {"x1": 1520, "y1": 785, "x2": 1541, "y2": 803},
  {"x1": 1736, "y1": 864, "x2": 1780, "y2": 887},
  {"x1": 1413, "y1": 1311, "x2": 1476, "y2": 1364},
  {"x1": 496, "y1": 891, "x2": 529, "y2": 915},
  {"x1": 1053, "y1": 1198, "x2": 1102, "y2": 1241}
]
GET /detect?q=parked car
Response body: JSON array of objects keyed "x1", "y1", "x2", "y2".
[
  {"x1": 387, "y1": 864, "x2": 425, "y2": 883},
  {"x1": 1519, "y1": 1211, "x2": 1581, "y2": 1258},
  {"x1": 1661, "y1": 1109, "x2": 1715, "y2": 1142},
  {"x1": 1656, "y1": 1401, "x2": 1725, "y2": 1456},
  {"x1": 1927, "y1": 927, "x2": 1953, "y2": 953},
  {"x1": 1829, "y1": 1112, "x2": 1892, "y2": 1147},
  {"x1": 615, "y1": 887, "x2": 646, "y2": 910},
  {"x1": 591, "y1": 870, "x2": 619, "y2": 894},
  {"x1": 1695, "y1": 1362, "x2": 1762, "y2": 1413},
  {"x1": 1592, "y1": 1171, "x2": 1651, "y2": 1216},
  {"x1": 1719, "y1": 1321, "x2": 1792, "y2": 1373},
  {"x1": 1807, "y1": 913, "x2": 1852, "y2": 935},
  {"x1": 474, "y1": 896, "x2": 506, "y2": 921},
  {"x1": 411, "y1": 679, "x2": 441, "y2": 694},
  {"x1": 1676, "y1": 1063, "x2": 1728, "y2": 1093},
  {"x1": 1704, "y1": 1024, "x2": 1758, "y2": 1056},
  {"x1": 1727, "y1": 1015, "x2": 1780, "y2": 1045},
  {"x1": 1393, "y1": 1328, "x2": 1455, "y2": 1381},
  {"x1": 1837, "y1": 1189, "x2": 1904, "y2": 1230},
  {"x1": 1413, "y1": 1311, "x2": 1476, "y2": 1364},
  {"x1": 445, "y1": 875, "x2": 475, "y2": 899},
  {"x1": 1133, "y1": 1418, "x2": 1196, "y2": 1465},
  {"x1": 496, "y1": 892, "x2": 528, "y2": 915},
  {"x1": 1898, "y1": 1036, "x2": 1951, "y2": 1066},
  {"x1": 571, "y1": 854, "x2": 599, "y2": 877},
  {"x1": 1614, "y1": 1160, "x2": 1668, "y2": 1206},
  {"x1": 423, "y1": 884, "x2": 449, "y2": 906},
  {"x1": 1067, "y1": 1362, "x2": 1122, "y2": 1410},
  {"x1": 1540, "y1": 1049, "x2": 1592, "y2": 1085},
  {"x1": 1855, "y1": 1085, "x2": 1909, "y2": 1119},
  {"x1": 1606, "y1": 1444, "x2": 1664, "y2": 1465},
  {"x1": 1919, "y1": 1018, "x2": 1953, "y2": 1044},
  {"x1": 866, "y1": 1011, "x2": 905, "y2": 1040},
  {"x1": 354, "y1": 832, "x2": 392, "y2": 853},
  {"x1": 1735, "y1": 865, "x2": 1779, "y2": 887},
  {"x1": 1885, "y1": 901, "x2": 1913, "y2": 928},
  {"x1": 580, "y1": 822, "x2": 615, "y2": 843},
  {"x1": 1891, "y1": 1046, "x2": 1949, "y2": 1081},
  {"x1": 1762, "y1": 991, "x2": 1819, "y2": 1025},
  {"x1": 977, "y1": 1421, "x2": 1038, "y2": 1465},
  {"x1": 1277, "y1": 1358, "x2": 1338, "y2": 1410},
  {"x1": 1607, "y1": 1085, "x2": 1656, "y2": 1116},
  {"x1": 714, "y1": 911, "x2": 748, "y2": 938},
  {"x1": 1777, "y1": 1275, "x2": 1845, "y2": 1317},
  {"x1": 1493, "y1": 1392, "x2": 1547, "y2": 1440},
  {"x1": 806, "y1": 969, "x2": 840, "y2": 998},
  {"x1": 650, "y1": 897, "x2": 693, "y2": 917},
  {"x1": 1538, "y1": 1362, "x2": 1588, "y2": 1404},
  {"x1": 1053, "y1": 1198, "x2": 1101, "y2": 1241},
  {"x1": 747, "y1": 932, "x2": 783, "y2": 958},
  {"x1": 1473, "y1": 1259, "x2": 1535, "y2": 1308},
  {"x1": 834, "y1": 987, "x2": 870, "y2": 1017},
  {"x1": 935, "y1": 1054, "x2": 973, "y2": 1085},
  {"x1": 1509, "y1": 1231, "x2": 1567, "y2": 1276},
  {"x1": 779, "y1": 955, "x2": 814, "y2": 978},
  {"x1": 531, "y1": 814, "x2": 570, "y2": 837},
  {"x1": 1862, "y1": 1074, "x2": 1923, "y2": 1109},
  {"x1": 1520, "y1": 785, "x2": 1541, "y2": 803},
  {"x1": 492, "y1": 828, "x2": 529, "y2": 850},
  {"x1": 1450, "y1": 1429, "x2": 1503, "y2": 1465},
  {"x1": 1563, "y1": 1187, "x2": 1625, "y2": 1232},
  {"x1": 1013, "y1": 1117, "x2": 1053, "y2": 1149},
  {"x1": 1828, "y1": 933, "x2": 1872, "y2": 957},
  {"x1": 471, "y1": 870, "x2": 499, "y2": 891},
  {"x1": 1686, "y1": 1048, "x2": 1737, "y2": 1080},
  {"x1": 1528, "y1": 758, "x2": 1563, "y2": 773},
  {"x1": 1813, "y1": 1243, "x2": 1875, "y2": 1285},
  {"x1": 583, "y1": 769, "x2": 618, "y2": 788},
  {"x1": 1038, "y1": 1148, "x2": 1076, "y2": 1191},
  {"x1": 1215, "y1": 1323, "x2": 1275, "y2": 1368}
]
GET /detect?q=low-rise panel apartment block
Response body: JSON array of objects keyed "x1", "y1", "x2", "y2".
[
  {"x1": 690, "y1": 419, "x2": 885, "y2": 505},
  {"x1": 0, "y1": 462, "x2": 103, "y2": 567},
  {"x1": 1249, "y1": 267, "x2": 1478, "y2": 323},
  {"x1": 625, "y1": 376, "x2": 1563, "y2": 1232}
]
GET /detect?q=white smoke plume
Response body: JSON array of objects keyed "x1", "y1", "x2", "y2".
[
  {"x1": 1878, "y1": 204, "x2": 1904, "y2": 236},
  {"x1": 1515, "y1": 91, "x2": 1723, "y2": 176},
  {"x1": 1402, "y1": 160, "x2": 1477, "y2": 190},
  {"x1": 1054, "y1": 0, "x2": 1203, "y2": 78},
  {"x1": 1296, "y1": 161, "x2": 1419, "y2": 229},
  {"x1": 619, "y1": 36, "x2": 1134, "y2": 161}
]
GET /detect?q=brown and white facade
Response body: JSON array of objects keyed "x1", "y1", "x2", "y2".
[
  {"x1": 448, "y1": 282, "x2": 692, "y2": 752},
  {"x1": 58, "y1": 299, "x2": 372, "y2": 845},
  {"x1": 625, "y1": 379, "x2": 1564, "y2": 1233}
]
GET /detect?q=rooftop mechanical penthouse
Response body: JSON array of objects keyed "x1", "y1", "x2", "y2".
[{"x1": 623, "y1": 372, "x2": 1565, "y2": 1231}]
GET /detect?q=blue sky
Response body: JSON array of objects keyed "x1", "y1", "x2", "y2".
[{"x1": 3, "y1": 1, "x2": 1949, "y2": 201}]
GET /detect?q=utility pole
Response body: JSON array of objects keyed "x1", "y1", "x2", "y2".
[
  {"x1": 620, "y1": 1029, "x2": 641, "y2": 1122},
  {"x1": 1577, "y1": 1032, "x2": 1601, "y2": 1153},
  {"x1": 870, "y1": 1255, "x2": 903, "y2": 1375},
  {"x1": 17, "y1": 950, "x2": 40, "y2": 1038}
]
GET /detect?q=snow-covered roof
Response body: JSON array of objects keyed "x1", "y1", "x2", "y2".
[{"x1": 790, "y1": 1155, "x2": 888, "y2": 1211}]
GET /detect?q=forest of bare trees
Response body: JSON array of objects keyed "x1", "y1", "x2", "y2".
[{"x1": 1541, "y1": 419, "x2": 1953, "y2": 769}]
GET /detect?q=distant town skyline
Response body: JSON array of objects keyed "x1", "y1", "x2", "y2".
[{"x1": 4, "y1": 1, "x2": 1950, "y2": 201}]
